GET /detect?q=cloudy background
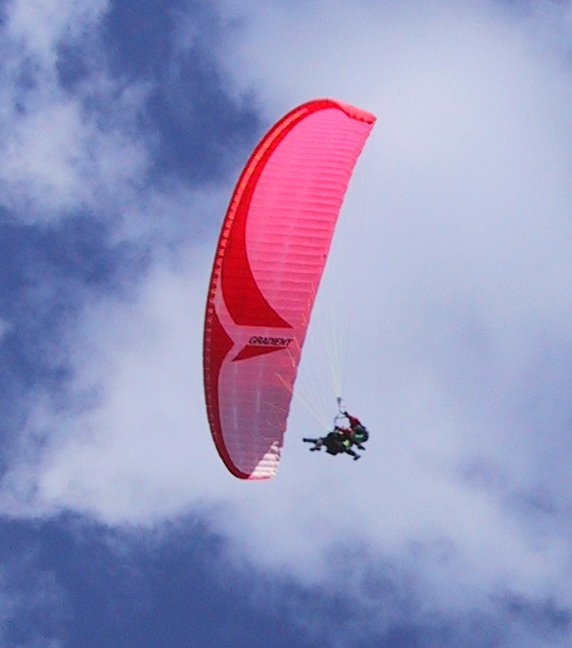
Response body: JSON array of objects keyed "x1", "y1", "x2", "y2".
[{"x1": 1, "y1": 0, "x2": 572, "y2": 646}]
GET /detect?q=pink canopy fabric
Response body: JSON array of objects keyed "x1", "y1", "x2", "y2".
[{"x1": 203, "y1": 99, "x2": 376, "y2": 479}]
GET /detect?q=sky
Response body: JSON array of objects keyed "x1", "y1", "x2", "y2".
[{"x1": 1, "y1": 0, "x2": 572, "y2": 646}]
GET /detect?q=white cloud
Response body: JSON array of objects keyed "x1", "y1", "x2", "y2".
[
  {"x1": 6, "y1": 0, "x2": 109, "y2": 64},
  {"x1": 0, "y1": 552, "x2": 68, "y2": 648},
  {"x1": 4, "y1": 0, "x2": 572, "y2": 644},
  {"x1": 0, "y1": 256, "x2": 217, "y2": 524},
  {"x1": 0, "y1": 0, "x2": 151, "y2": 222},
  {"x1": 0, "y1": 319, "x2": 11, "y2": 341}
]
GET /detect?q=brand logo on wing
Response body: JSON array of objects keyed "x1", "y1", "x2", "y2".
[
  {"x1": 232, "y1": 335, "x2": 294, "y2": 362},
  {"x1": 248, "y1": 336, "x2": 293, "y2": 348}
]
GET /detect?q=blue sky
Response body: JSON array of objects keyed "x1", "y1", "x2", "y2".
[{"x1": 2, "y1": 0, "x2": 572, "y2": 646}]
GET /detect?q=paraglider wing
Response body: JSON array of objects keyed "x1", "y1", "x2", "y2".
[{"x1": 203, "y1": 99, "x2": 376, "y2": 479}]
